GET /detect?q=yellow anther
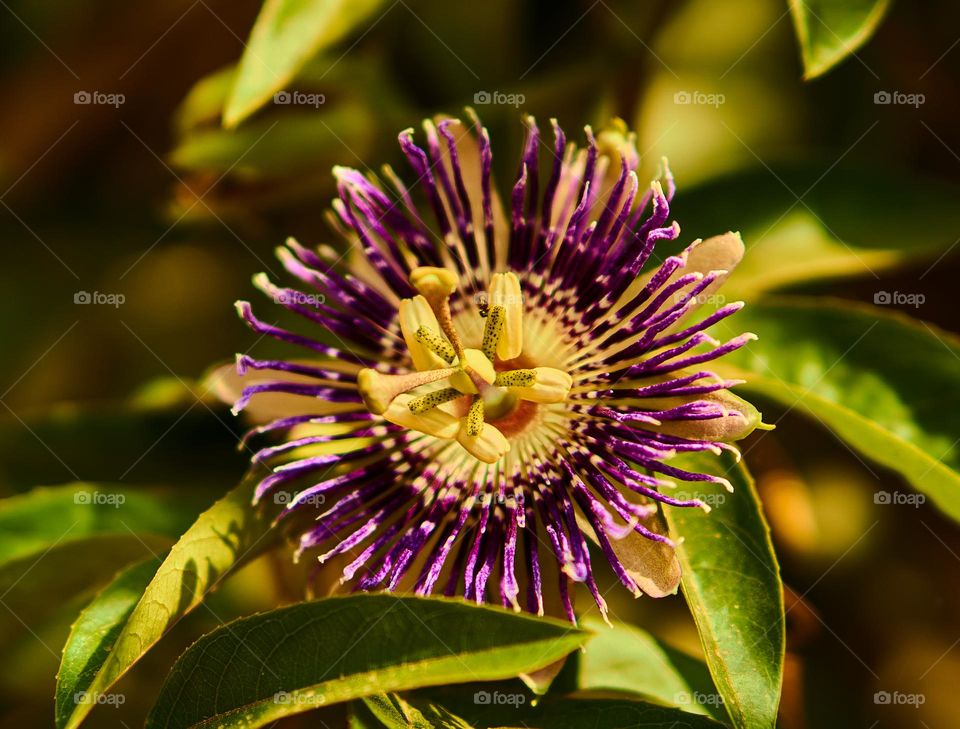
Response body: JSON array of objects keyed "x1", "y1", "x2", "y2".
[
  {"x1": 493, "y1": 369, "x2": 536, "y2": 387},
  {"x1": 466, "y1": 397, "x2": 485, "y2": 436},
  {"x1": 505, "y1": 367, "x2": 572, "y2": 404},
  {"x1": 382, "y1": 394, "x2": 460, "y2": 439},
  {"x1": 456, "y1": 420, "x2": 509, "y2": 464},
  {"x1": 481, "y1": 305, "x2": 505, "y2": 361},
  {"x1": 415, "y1": 325, "x2": 457, "y2": 364},
  {"x1": 410, "y1": 266, "x2": 458, "y2": 298},
  {"x1": 399, "y1": 296, "x2": 449, "y2": 371},
  {"x1": 408, "y1": 387, "x2": 463, "y2": 414},
  {"x1": 489, "y1": 273, "x2": 523, "y2": 360}
]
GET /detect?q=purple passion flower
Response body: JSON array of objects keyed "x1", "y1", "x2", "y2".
[{"x1": 228, "y1": 113, "x2": 764, "y2": 621}]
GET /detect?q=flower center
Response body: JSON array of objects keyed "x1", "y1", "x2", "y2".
[{"x1": 357, "y1": 267, "x2": 572, "y2": 463}]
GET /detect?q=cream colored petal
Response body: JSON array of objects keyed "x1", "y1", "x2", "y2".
[
  {"x1": 489, "y1": 272, "x2": 523, "y2": 360},
  {"x1": 575, "y1": 508, "x2": 681, "y2": 598}
]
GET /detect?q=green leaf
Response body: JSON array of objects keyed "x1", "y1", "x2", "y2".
[
  {"x1": 146, "y1": 595, "x2": 590, "y2": 729},
  {"x1": 224, "y1": 0, "x2": 387, "y2": 127},
  {"x1": 675, "y1": 165, "x2": 960, "y2": 297},
  {"x1": 715, "y1": 297, "x2": 960, "y2": 521},
  {"x1": 788, "y1": 0, "x2": 891, "y2": 79},
  {"x1": 61, "y1": 475, "x2": 275, "y2": 729},
  {"x1": 578, "y1": 618, "x2": 724, "y2": 721},
  {"x1": 402, "y1": 692, "x2": 727, "y2": 729},
  {"x1": 55, "y1": 556, "x2": 162, "y2": 728},
  {"x1": 662, "y1": 454, "x2": 784, "y2": 729}
]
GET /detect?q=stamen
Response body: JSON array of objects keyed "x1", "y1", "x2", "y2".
[
  {"x1": 481, "y1": 305, "x2": 505, "y2": 361},
  {"x1": 494, "y1": 368, "x2": 536, "y2": 387},
  {"x1": 408, "y1": 387, "x2": 463, "y2": 414},
  {"x1": 466, "y1": 398, "x2": 485, "y2": 436},
  {"x1": 415, "y1": 325, "x2": 457, "y2": 363}
]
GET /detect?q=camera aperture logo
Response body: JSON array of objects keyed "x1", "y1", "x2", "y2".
[
  {"x1": 75, "y1": 291, "x2": 125, "y2": 308},
  {"x1": 874, "y1": 90, "x2": 924, "y2": 108},
  {"x1": 674, "y1": 90, "x2": 725, "y2": 108},
  {"x1": 873, "y1": 290, "x2": 924, "y2": 308},
  {"x1": 473, "y1": 91, "x2": 525, "y2": 109},
  {"x1": 74, "y1": 91, "x2": 125, "y2": 108},
  {"x1": 273, "y1": 90, "x2": 326, "y2": 108},
  {"x1": 473, "y1": 690, "x2": 526, "y2": 707},
  {"x1": 74, "y1": 489, "x2": 126, "y2": 508}
]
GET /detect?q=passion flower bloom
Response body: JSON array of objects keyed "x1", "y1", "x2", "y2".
[{"x1": 227, "y1": 112, "x2": 764, "y2": 621}]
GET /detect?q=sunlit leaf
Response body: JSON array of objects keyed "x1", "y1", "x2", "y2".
[
  {"x1": 578, "y1": 618, "x2": 724, "y2": 721},
  {"x1": 714, "y1": 297, "x2": 960, "y2": 521},
  {"x1": 675, "y1": 165, "x2": 960, "y2": 297},
  {"x1": 55, "y1": 556, "x2": 162, "y2": 728},
  {"x1": 788, "y1": 0, "x2": 891, "y2": 79},
  {"x1": 146, "y1": 595, "x2": 589, "y2": 728},
  {"x1": 224, "y1": 0, "x2": 387, "y2": 127},
  {"x1": 662, "y1": 454, "x2": 784, "y2": 729},
  {"x1": 363, "y1": 693, "x2": 473, "y2": 729},
  {"x1": 61, "y1": 475, "x2": 275, "y2": 729}
]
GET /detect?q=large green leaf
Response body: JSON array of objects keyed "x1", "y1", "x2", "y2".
[
  {"x1": 788, "y1": 0, "x2": 891, "y2": 79},
  {"x1": 675, "y1": 165, "x2": 960, "y2": 297},
  {"x1": 55, "y1": 556, "x2": 163, "y2": 728},
  {"x1": 61, "y1": 475, "x2": 275, "y2": 729},
  {"x1": 715, "y1": 297, "x2": 960, "y2": 520},
  {"x1": 662, "y1": 455, "x2": 784, "y2": 729},
  {"x1": 578, "y1": 618, "x2": 724, "y2": 721},
  {"x1": 146, "y1": 595, "x2": 590, "y2": 728},
  {"x1": 224, "y1": 0, "x2": 387, "y2": 127}
]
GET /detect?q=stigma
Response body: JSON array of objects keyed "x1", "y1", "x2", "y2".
[{"x1": 357, "y1": 267, "x2": 572, "y2": 463}]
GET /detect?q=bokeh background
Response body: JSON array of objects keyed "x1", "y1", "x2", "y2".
[{"x1": 1, "y1": 1, "x2": 958, "y2": 727}]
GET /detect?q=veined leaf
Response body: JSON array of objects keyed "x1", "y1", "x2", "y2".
[
  {"x1": 788, "y1": 0, "x2": 891, "y2": 79},
  {"x1": 146, "y1": 595, "x2": 590, "y2": 729},
  {"x1": 55, "y1": 556, "x2": 163, "y2": 728},
  {"x1": 578, "y1": 617, "x2": 724, "y2": 721},
  {"x1": 663, "y1": 454, "x2": 784, "y2": 729},
  {"x1": 715, "y1": 297, "x2": 960, "y2": 521},
  {"x1": 60, "y1": 475, "x2": 275, "y2": 729},
  {"x1": 224, "y1": 0, "x2": 387, "y2": 127}
]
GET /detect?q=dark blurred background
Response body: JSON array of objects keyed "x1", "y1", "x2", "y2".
[{"x1": 1, "y1": 1, "x2": 958, "y2": 727}]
